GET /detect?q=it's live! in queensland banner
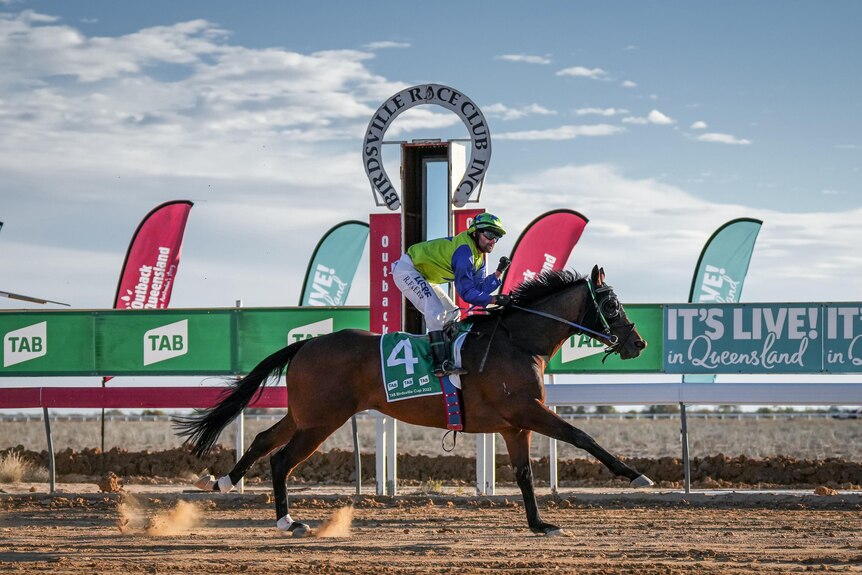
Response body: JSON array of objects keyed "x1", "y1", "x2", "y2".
[{"x1": 664, "y1": 303, "x2": 862, "y2": 374}]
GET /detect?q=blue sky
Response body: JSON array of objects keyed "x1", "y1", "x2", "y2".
[{"x1": 1, "y1": 0, "x2": 861, "y2": 311}]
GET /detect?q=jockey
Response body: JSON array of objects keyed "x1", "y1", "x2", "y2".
[{"x1": 392, "y1": 212, "x2": 512, "y2": 377}]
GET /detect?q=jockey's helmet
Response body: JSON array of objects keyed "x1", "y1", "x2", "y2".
[{"x1": 469, "y1": 213, "x2": 506, "y2": 239}]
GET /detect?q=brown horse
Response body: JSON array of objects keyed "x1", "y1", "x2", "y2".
[{"x1": 175, "y1": 265, "x2": 652, "y2": 536}]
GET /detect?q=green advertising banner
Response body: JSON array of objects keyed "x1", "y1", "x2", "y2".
[
  {"x1": 547, "y1": 305, "x2": 663, "y2": 373},
  {"x1": 664, "y1": 303, "x2": 823, "y2": 374},
  {"x1": 1, "y1": 312, "x2": 96, "y2": 375},
  {"x1": 236, "y1": 307, "x2": 369, "y2": 373},
  {"x1": 95, "y1": 309, "x2": 233, "y2": 375}
]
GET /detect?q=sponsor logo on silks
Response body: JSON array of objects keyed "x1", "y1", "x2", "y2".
[
  {"x1": 307, "y1": 264, "x2": 349, "y2": 306},
  {"x1": 120, "y1": 246, "x2": 176, "y2": 309},
  {"x1": 560, "y1": 333, "x2": 606, "y2": 364},
  {"x1": 143, "y1": 319, "x2": 188, "y2": 366},
  {"x1": 287, "y1": 318, "x2": 334, "y2": 344},
  {"x1": 3, "y1": 321, "x2": 47, "y2": 367},
  {"x1": 696, "y1": 264, "x2": 741, "y2": 303}
]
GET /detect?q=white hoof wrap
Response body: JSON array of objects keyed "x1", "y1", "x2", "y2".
[
  {"x1": 194, "y1": 473, "x2": 216, "y2": 491},
  {"x1": 217, "y1": 475, "x2": 235, "y2": 493},
  {"x1": 276, "y1": 515, "x2": 295, "y2": 531},
  {"x1": 631, "y1": 474, "x2": 655, "y2": 488}
]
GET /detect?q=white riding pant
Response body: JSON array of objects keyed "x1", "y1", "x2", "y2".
[{"x1": 392, "y1": 253, "x2": 460, "y2": 332}]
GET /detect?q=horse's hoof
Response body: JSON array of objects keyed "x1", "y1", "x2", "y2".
[
  {"x1": 631, "y1": 474, "x2": 655, "y2": 488},
  {"x1": 545, "y1": 527, "x2": 567, "y2": 537},
  {"x1": 531, "y1": 522, "x2": 563, "y2": 536},
  {"x1": 193, "y1": 473, "x2": 216, "y2": 491},
  {"x1": 288, "y1": 522, "x2": 311, "y2": 538}
]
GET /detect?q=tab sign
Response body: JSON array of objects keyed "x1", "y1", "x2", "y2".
[
  {"x1": 144, "y1": 319, "x2": 188, "y2": 366},
  {"x1": 3, "y1": 321, "x2": 48, "y2": 367}
]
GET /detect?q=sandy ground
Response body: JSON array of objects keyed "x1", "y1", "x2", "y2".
[{"x1": 1, "y1": 484, "x2": 861, "y2": 574}]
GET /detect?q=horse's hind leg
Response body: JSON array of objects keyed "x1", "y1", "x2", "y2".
[
  {"x1": 509, "y1": 399, "x2": 653, "y2": 486},
  {"x1": 500, "y1": 428, "x2": 562, "y2": 536},
  {"x1": 270, "y1": 424, "x2": 346, "y2": 535},
  {"x1": 197, "y1": 415, "x2": 297, "y2": 493}
]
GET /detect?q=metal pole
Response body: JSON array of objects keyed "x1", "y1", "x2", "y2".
[
  {"x1": 352, "y1": 415, "x2": 361, "y2": 495},
  {"x1": 385, "y1": 417, "x2": 397, "y2": 495},
  {"x1": 42, "y1": 407, "x2": 55, "y2": 493},
  {"x1": 375, "y1": 412, "x2": 386, "y2": 495},
  {"x1": 680, "y1": 402, "x2": 691, "y2": 494},
  {"x1": 235, "y1": 299, "x2": 244, "y2": 494},
  {"x1": 548, "y1": 374, "x2": 558, "y2": 493}
]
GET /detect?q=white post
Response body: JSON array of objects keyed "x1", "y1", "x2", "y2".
[
  {"x1": 483, "y1": 433, "x2": 496, "y2": 495},
  {"x1": 476, "y1": 433, "x2": 486, "y2": 495},
  {"x1": 235, "y1": 299, "x2": 245, "y2": 494},
  {"x1": 548, "y1": 374, "x2": 558, "y2": 492},
  {"x1": 375, "y1": 412, "x2": 387, "y2": 495},
  {"x1": 386, "y1": 417, "x2": 397, "y2": 495}
]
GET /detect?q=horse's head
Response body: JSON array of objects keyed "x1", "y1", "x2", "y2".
[{"x1": 588, "y1": 265, "x2": 647, "y2": 360}]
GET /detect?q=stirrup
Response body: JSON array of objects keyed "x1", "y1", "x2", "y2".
[{"x1": 433, "y1": 360, "x2": 467, "y2": 378}]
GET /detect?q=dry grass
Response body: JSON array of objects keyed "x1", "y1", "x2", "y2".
[
  {"x1": 2, "y1": 414, "x2": 860, "y2": 462},
  {"x1": 0, "y1": 451, "x2": 49, "y2": 483}
]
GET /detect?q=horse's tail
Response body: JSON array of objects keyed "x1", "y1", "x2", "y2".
[{"x1": 173, "y1": 339, "x2": 311, "y2": 458}]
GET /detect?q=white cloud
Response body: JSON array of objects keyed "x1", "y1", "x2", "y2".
[
  {"x1": 556, "y1": 66, "x2": 607, "y2": 79},
  {"x1": 696, "y1": 133, "x2": 752, "y2": 145},
  {"x1": 622, "y1": 110, "x2": 674, "y2": 125},
  {"x1": 496, "y1": 124, "x2": 624, "y2": 141},
  {"x1": 575, "y1": 107, "x2": 629, "y2": 117},
  {"x1": 484, "y1": 102, "x2": 556, "y2": 121},
  {"x1": 622, "y1": 80, "x2": 637, "y2": 88},
  {"x1": 497, "y1": 53, "x2": 551, "y2": 65},
  {"x1": 363, "y1": 40, "x2": 411, "y2": 50},
  {"x1": 691, "y1": 121, "x2": 708, "y2": 130}
]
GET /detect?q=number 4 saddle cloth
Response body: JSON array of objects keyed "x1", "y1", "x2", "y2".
[{"x1": 379, "y1": 330, "x2": 469, "y2": 430}]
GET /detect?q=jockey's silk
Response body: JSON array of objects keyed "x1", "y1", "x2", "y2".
[{"x1": 406, "y1": 231, "x2": 500, "y2": 306}]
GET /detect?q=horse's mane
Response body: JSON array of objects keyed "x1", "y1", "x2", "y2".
[{"x1": 463, "y1": 269, "x2": 587, "y2": 327}]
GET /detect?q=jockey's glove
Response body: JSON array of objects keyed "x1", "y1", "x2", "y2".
[
  {"x1": 496, "y1": 256, "x2": 511, "y2": 274},
  {"x1": 495, "y1": 294, "x2": 512, "y2": 307}
]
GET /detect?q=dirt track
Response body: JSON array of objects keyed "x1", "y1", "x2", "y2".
[{"x1": 2, "y1": 488, "x2": 861, "y2": 574}]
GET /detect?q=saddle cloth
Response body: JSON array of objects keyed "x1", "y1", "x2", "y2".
[{"x1": 379, "y1": 331, "x2": 468, "y2": 402}]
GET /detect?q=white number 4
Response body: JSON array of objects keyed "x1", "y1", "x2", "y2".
[{"x1": 386, "y1": 339, "x2": 419, "y2": 375}]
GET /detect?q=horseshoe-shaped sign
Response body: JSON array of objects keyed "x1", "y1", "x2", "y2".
[{"x1": 362, "y1": 84, "x2": 492, "y2": 210}]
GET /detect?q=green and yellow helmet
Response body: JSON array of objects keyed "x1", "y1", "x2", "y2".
[{"x1": 469, "y1": 213, "x2": 506, "y2": 239}]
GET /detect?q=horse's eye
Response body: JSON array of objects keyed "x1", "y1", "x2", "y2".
[{"x1": 602, "y1": 297, "x2": 621, "y2": 318}]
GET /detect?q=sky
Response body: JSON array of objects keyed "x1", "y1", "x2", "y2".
[{"x1": 0, "y1": 2, "x2": 860, "y2": 312}]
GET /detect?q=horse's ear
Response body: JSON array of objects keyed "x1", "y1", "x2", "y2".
[
  {"x1": 591, "y1": 265, "x2": 601, "y2": 286},
  {"x1": 599, "y1": 267, "x2": 606, "y2": 284}
]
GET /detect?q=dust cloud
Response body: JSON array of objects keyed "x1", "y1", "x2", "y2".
[
  {"x1": 117, "y1": 495, "x2": 202, "y2": 536},
  {"x1": 314, "y1": 505, "x2": 353, "y2": 538}
]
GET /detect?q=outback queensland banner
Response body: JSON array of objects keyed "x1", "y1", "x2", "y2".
[
  {"x1": 112, "y1": 200, "x2": 193, "y2": 310},
  {"x1": 300, "y1": 220, "x2": 369, "y2": 307},
  {"x1": 502, "y1": 209, "x2": 588, "y2": 293},
  {"x1": 664, "y1": 303, "x2": 862, "y2": 374}
]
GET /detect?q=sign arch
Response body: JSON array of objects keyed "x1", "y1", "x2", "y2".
[{"x1": 362, "y1": 84, "x2": 492, "y2": 210}]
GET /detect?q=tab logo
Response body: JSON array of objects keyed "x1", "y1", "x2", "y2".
[
  {"x1": 287, "y1": 318, "x2": 334, "y2": 343},
  {"x1": 4, "y1": 322, "x2": 47, "y2": 367},
  {"x1": 561, "y1": 334, "x2": 606, "y2": 364},
  {"x1": 144, "y1": 320, "x2": 188, "y2": 366}
]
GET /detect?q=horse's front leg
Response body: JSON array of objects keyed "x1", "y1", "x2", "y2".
[
  {"x1": 500, "y1": 428, "x2": 563, "y2": 536},
  {"x1": 508, "y1": 398, "x2": 654, "y2": 487}
]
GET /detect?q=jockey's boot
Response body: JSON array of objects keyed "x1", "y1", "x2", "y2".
[{"x1": 429, "y1": 330, "x2": 467, "y2": 378}]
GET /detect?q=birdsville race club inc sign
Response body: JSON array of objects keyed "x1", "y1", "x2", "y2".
[{"x1": 363, "y1": 84, "x2": 492, "y2": 210}]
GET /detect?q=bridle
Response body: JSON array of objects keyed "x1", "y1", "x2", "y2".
[{"x1": 508, "y1": 280, "x2": 636, "y2": 359}]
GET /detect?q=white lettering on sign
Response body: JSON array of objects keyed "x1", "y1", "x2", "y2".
[
  {"x1": 3, "y1": 321, "x2": 48, "y2": 367},
  {"x1": 308, "y1": 264, "x2": 348, "y2": 306},
  {"x1": 287, "y1": 318, "x2": 334, "y2": 344},
  {"x1": 696, "y1": 264, "x2": 740, "y2": 303},
  {"x1": 560, "y1": 334, "x2": 606, "y2": 363},
  {"x1": 120, "y1": 246, "x2": 174, "y2": 309},
  {"x1": 522, "y1": 253, "x2": 558, "y2": 283},
  {"x1": 143, "y1": 319, "x2": 188, "y2": 366}
]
